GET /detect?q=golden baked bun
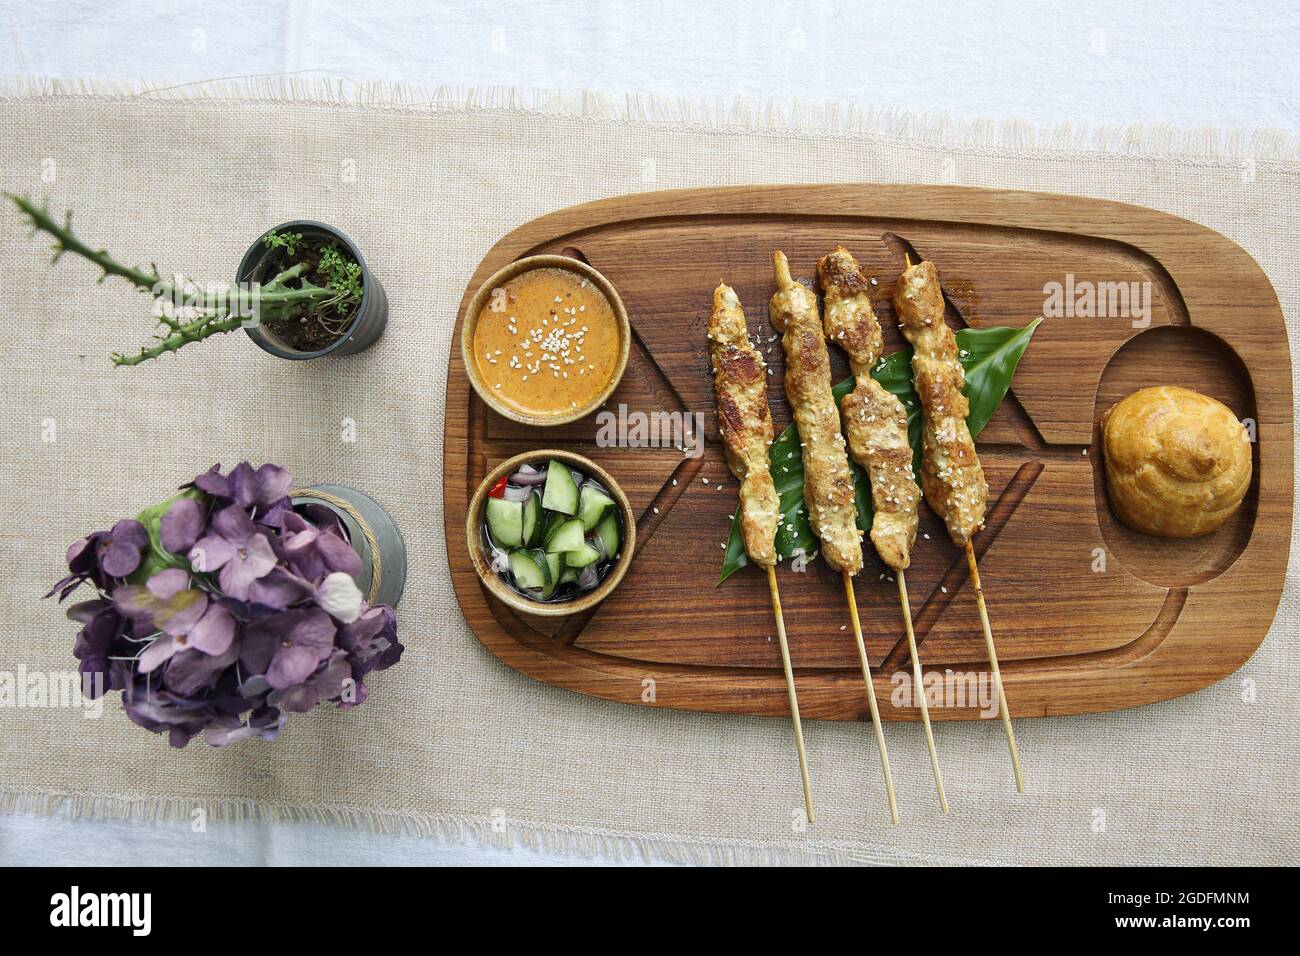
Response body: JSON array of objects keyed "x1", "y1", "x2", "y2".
[{"x1": 1101, "y1": 386, "x2": 1252, "y2": 538}]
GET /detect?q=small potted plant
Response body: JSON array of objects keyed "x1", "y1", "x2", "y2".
[
  {"x1": 7, "y1": 195, "x2": 388, "y2": 365},
  {"x1": 48, "y1": 462, "x2": 406, "y2": 747}
]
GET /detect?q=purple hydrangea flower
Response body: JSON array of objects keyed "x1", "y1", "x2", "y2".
[
  {"x1": 47, "y1": 520, "x2": 149, "y2": 599},
  {"x1": 113, "y1": 569, "x2": 208, "y2": 634},
  {"x1": 192, "y1": 463, "x2": 231, "y2": 499},
  {"x1": 50, "y1": 461, "x2": 402, "y2": 748},
  {"x1": 122, "y1": 681, "x2": 216, "y2": 748},
  {"x1": 229, "y1": 462, "x2": 292, "y2": 511},
  {"x1": 68, "y1": 599, "x2": 133, "y2": 698},
  {"x1": 163, "y1": 642, "x2": 239, "y2": 696},
  {"x1": 246, "y1": 566, "x2": 315, "y2": 610},
  {"x1": 46, "y1": 541, "x2": 100, "y2": 600},
  {"x1": 276, "y1": 650, "x2": 354, "y2": 712},
  {"x1": 341, "y1": 604, "x2": 403, "y2": 678},
  {"x1": 113, "y1": 569, "x2": 236, "y2": 674},
  {"x1": 189, "y1": 505, "x2": 278, "y2": 600},
  {"x1": 96, "y1": 519, "x2": 149, "y2": 577},
  {"x1": 279, "y1": 511, "x2": 363, "y2": 581},
  {"x1": 240, "y1": 607, "x2": 337, "y2": 691},
  {"x1": 160, "y1": 497, "x2": 206, "y2": 553},
  {"x1": 193, "y1": 462, "x2": 293, "y2": 526}
]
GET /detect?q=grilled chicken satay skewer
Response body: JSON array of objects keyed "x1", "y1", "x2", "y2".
[
  {"x1": 709, "y1": 282, "x2": 815, "y2": 822},
  {"x1": 769, "y1": 251, "x2": 898, "y2": 824},
  {"x1": 819, "y1": 247, "x2": 948, "y2": 813},
  {"x1": 894, "y1": 254, "x2": 1024, "y2": 792}
]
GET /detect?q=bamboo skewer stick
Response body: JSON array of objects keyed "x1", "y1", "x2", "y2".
[
  {"x1": 843, "y1": 570, "x2": 900, "y2": 825},
  {"x1": 820, "y1": 246, "x2": 947, "y2": 812},
  {"x1": 897, "y1": 570, "x2": 949, "y2": 813},
  {"x1": 766, "y1": 565, "x2": 816, "y2": 823},
  {"x1": 899, "y1": 251, "x2": 1023, "y2": 793},
  {"x1": 964, "y1": 540, "x2": 1025, "y2": 792},
  {"x1": 711, "y1": 277, "x2": 817, "y2": 822}
]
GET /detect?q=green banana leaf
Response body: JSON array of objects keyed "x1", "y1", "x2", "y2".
[{"x1": 718, "y1": 317, "x2": 1043, "y2": 584}]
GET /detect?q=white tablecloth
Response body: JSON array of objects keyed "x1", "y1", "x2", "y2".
[{"x1": 2, "y1": 0, "x2": 1296, "y2": 867}]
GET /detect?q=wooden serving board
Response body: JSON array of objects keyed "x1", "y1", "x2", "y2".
[{"x1": 444, "y1": 185, "x2": 1292, "y2": 721}]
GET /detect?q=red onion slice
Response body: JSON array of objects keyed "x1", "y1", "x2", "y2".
[
  {"x1": 510, "y1": 466, "x2": 547, "y2": 486},
  {"x1": 576, "y1": 563, "x2": 601, "y2": 590},
  {"x1": 500, "y1": 483, "x2": 533, "y2": 502}
]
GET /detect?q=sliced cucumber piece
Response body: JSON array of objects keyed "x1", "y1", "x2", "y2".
[
  {"x1": 595, "y1": 511, "x2": 621, "y2": 558},
  {"x1": 566, "y1": 542, "x2": 602, "y2": 568},
  {"x1": 485, "y1": 497, "x2": 524, "y2": 549},
  {"x1": 508, "y1": 549, "x2": 548, "y2": 589},
  {"x1": 545, "y1": 517, "x2": 586, "y2": 554},
  {"x1": 558, "y1": 567, "x2": 578, "y2": 585},
  {"x1": 577, "y1": 485, "x2": 615, "y2": 530},
  {"x1": 542, "y1": 511, "x2": 565, "y2": 542},
  {"x1": 541, "y1": 459, "x2": 579, "y2": 515},
  {"x1": 541, "y1": 552, "x2": 563, "y2": 599},
  {"x1": 521, "y1": 491, "x2": 542, "y2": 546}
]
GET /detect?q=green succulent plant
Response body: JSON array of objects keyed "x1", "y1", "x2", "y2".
[{"x1": 8, "y1": 195, "x2": 362, "y2": 366}]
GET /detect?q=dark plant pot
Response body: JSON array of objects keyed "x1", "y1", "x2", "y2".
[
  {"x1": 238, "y1": 220, "x2": 388, "y2": 360},
  {"x1": 292, "y1": 484, "x2": 407, "y2": 609}
]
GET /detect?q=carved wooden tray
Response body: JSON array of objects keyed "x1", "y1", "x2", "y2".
[{"x1": 444, "y1": 185, "x2": 1292, "y2": 720}]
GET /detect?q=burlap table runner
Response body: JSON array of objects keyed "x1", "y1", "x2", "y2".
[{"x1": 1, "y1": 78, "x2": 1296, "y2": 865}]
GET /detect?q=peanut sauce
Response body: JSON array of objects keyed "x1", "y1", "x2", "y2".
[{"x1": 473, "y1": 267, "x2": 619, "y2": 418}]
